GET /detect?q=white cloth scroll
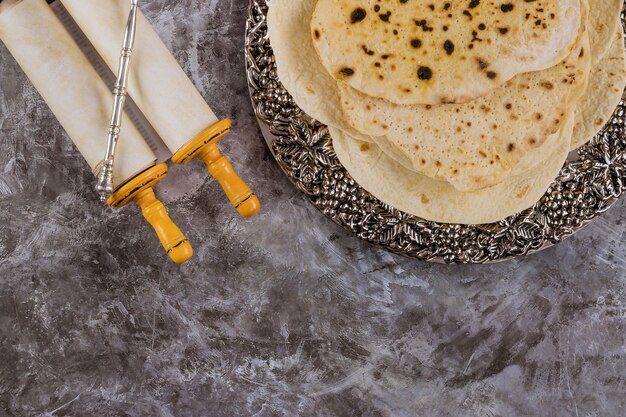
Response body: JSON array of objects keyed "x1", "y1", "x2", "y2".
[
  {"x1": 62, "y1": 0, "x2": 220, "y2": 155},
  {"x1": 0, "y1": 0, "x2": 157, "y2": 188}
]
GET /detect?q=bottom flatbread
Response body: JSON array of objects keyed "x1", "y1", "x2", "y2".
[{"x1": 331, "y1": 116, "x2": 574, "y2": 225}]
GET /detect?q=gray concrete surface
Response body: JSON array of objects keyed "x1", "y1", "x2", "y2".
[{"x1": 0, "y1": 1, "x2": 624, "y2": 416}]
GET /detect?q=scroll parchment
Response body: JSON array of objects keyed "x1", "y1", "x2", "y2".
[
  {"x1": 0, "y1": 0, "x2": 156, "y2": 188},
  {"x1": 62, "y1": 0, "x2": 221, "y2": 155}
]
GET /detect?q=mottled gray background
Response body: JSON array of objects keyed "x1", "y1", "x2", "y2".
[{"x1": 0, "y1": 1, "x2": 625, "y2": 416}]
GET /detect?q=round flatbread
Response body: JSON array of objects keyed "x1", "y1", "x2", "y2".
[
  {"x1": 330, "y1": 115, "x2": 575, "y2": 225},
  {"x1": 311, "y1": 0, "x2": 584, "y2": 105},
  {"x1": 339, "y1": 30, "x2": 591, "y2": 192},
  {"x1": 572, "y1": 27, "x2": 626, "y2": 149}
]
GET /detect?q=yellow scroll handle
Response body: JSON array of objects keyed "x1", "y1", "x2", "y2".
[
  {"x1": 171, "y1": 119, "x2": 261, "y2": 218},
  {"x1": 108, "y1": 163, "x2": 193, "y2": 264}
]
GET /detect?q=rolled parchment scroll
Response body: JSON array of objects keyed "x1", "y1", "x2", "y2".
[
  {"x1": 0, "y1": 0, "x2": 156, "y2": 188},
  {"x1": 62, "y1": 0, "x2": 261, "y2": 218},
  {"x1": 0, "y1": 0, "x2": 193, "y2": 264},
  {"x1": 61, "y1": 0, "x2": 219, "y2": 154}
]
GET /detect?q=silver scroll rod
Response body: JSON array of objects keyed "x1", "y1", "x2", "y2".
[{"x1": 95, "y1": 0, "x2": 139, "y2": 201}]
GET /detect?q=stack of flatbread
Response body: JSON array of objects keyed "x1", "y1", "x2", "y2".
[{"x1": 268, "y1": 0, "x2": 626, "y2": 224}]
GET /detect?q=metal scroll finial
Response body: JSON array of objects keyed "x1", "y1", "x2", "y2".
[{"x1": 95, "y1": 0, "x2": 140, "y2": 201}]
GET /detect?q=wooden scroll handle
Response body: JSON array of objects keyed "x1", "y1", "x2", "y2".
[
  {"x1": 108, "y1": 163, "x2": 193, "y2": 264},
  {"x1": 171, "y1": 119, "x2": 261, "y2": 218}
]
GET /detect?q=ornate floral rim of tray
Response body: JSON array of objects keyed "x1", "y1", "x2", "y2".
[{"x1": 245, "y1": 0, "x2": 626, "y2": 264}]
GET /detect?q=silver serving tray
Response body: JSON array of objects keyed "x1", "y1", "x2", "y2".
[{"x1": 245, "y1": 0, "x2": 626, "y2": 264}]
